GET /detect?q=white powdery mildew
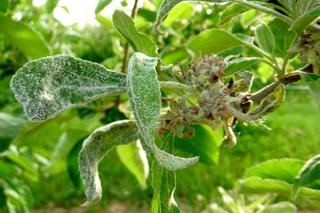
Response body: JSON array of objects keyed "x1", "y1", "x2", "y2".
[
  {"x1": 10, "y1": 55, "x2": 127, "y2": 121},
  {"x1": 78, "y1": 120, "x2": 139, "y2": 206},
  {"x1": 127, "y1": 52, "x2": 199, "y2": 171}
]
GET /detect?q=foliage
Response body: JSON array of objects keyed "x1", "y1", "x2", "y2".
[{"x1": 1, "y1": 0, "x2": 320, "y2": 212}]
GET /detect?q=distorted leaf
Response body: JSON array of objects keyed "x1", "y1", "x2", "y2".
[
  {"x1": 79, "y1": 120, "x2": 139, "y2": 206},
  {"x1": 112, "y1": 10, "x2": 158, "y2": 57},
  {"x1": 0, "y1": 13, "x2": 50, "y2": 59},
  {"x1": 11, "y1": 55, "x2": 127, "y2": 121},
  {"x1": 295, "y1": 154, "x2": 320, "y2": 187},
  {"x1": 127, "y1": 52, "x2": 198, "y2": 170}
]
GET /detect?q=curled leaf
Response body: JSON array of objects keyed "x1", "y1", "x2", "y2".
[
  {"x1": 79, "y1": 120, "x2": 139, "y2": 206},
  {"x1": 127, "y1": 52, "x2": 198, "y2": 170},
  {"x1": 11, "y1": 55, "x2": 127, "y2": 121}
]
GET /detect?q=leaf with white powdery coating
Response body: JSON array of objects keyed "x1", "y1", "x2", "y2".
[
  {"x1": 127, "y1": 52, "x2": 198, "y2": 170},
  {"x1": 10, "y1": 55, "x2": 127, "y2": 121},
  {"x1": 79, "y1": 120, "x2": 139, "y2": 206}
]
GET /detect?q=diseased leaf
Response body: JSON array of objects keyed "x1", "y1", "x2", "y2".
[
  {"x1": 219, "y1": 3, "x2": 248, "y2": 25},
  {"x1": 95, "y1": 0, "x2": 112, "y2": 13},
  {"x1": 112, "y1": 10, "x2": 158, "y2": 57},
  {"x1": 0, "y1": 113, "x2": 26, "y2": 152},
  {"x1": 255, "y1": 22, "x2": 276, "y2": 55},
  {"x1": 10, "y1": 55, "x2": 127, "y2": 121},
  {"x1": 292, "y1": 6, "x2": 320, "y2": 33},
  {"x1": 116, "y1": 141, "x2": 149, "y2": 188},
  {"x1": 127, "y1": 52, "x2": 198, "y2": 170},
  {"x1": 295, "y1": 154, "x2": 320, "y2": 187},
  {"x1": 79, "y1": 120, "x2": 139, "y2": 206},
  {"x1": 188, "y1": 29, "x2": 246, "y2": 55},
  {"x1": 225, "y1": 57, "x2": 260, "y2": 74},
  {"x1": 0, "y1": 13, "x2": 50, "y2": 59}
]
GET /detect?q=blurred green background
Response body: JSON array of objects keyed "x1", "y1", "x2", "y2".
[{"x1": 1, "y1": 0, "x2": 320, "y2": 212}]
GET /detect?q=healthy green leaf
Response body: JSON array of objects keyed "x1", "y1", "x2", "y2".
[
  {"x1": 295, "y1": 154, "x2": 320, "y2": 187},
  {"x1": 0, "y1": 113, "x2": 26, "y2": 152},
  {"x1": 163, "y1": 2, "x2": 194, "y2": 26},
  {"x1": 225, "y1": 57, "x2": 260, "y2": 74},
  {"x1": 46, "y1": 0, "x2": 59, "y2": 13},
  {"x1": 0, "y1": 13, "x2": 50, "y2": 59},
  {"x1": 10, "y1": 55, "x2": 127, "y2": 121},
  {"x1": 244, "y1": 158, "x2": 304, "y2": 183},
  {"x1": 188, "y1": 29, "x2": 246, "y2": 55},
  {"x1": 127, "y1": 52, "x2": 199, "y2": 170},
  {"x1": 260, "y1": 202, "x2": 297, "y2": 213},
  {"x1": 292, "y1": 6, "x2": 320, "y2": 33},
  {"x1": 219, "y1": 3, "x2": 248, "y2": 25},
  {"x1": 268, "y1": 19, "x2": 297, "y2": 58},
  {"x1": 79, "y1": 120, "x2": 139, "y2": 206},
  {"x1": 255, "y1": 23, "x2": 276, "y2": 55},
  {"x1": 116, "y1": 141, "x2": 148, "y2": 188},
  {"x1": 95, "y1": 0, "x2": 112, "y2": 13},
  {"x1": 174, "y1": 125, "x2": 223, "y2": 165},
  {"x1": 112, "y1": 10, "x2": 158, "y2": 57},
  {"x1": 67, "y1": 137, "x2": 85, "y2": 189}
]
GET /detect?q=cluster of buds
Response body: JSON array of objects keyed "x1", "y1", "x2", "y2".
[{"x1": 159, "y1": 55, "x2": 284, "y2": 148}]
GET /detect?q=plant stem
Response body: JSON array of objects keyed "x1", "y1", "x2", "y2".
[
  {"x1": 121, "y1": 0, "x2": 139, "y2": 73},
  {"x1": 231, "y1": 0, "x2": 292, "y2": 24},
  {"x1": 251, "y1": 72, "x2": 302, "y2": 103}
]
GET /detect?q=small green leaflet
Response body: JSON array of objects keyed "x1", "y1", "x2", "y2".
[
  {"x1": 255, "y1": 23, "x2": 276, "y2": 55},
  {"x1": 78, "y1": 120, "x2": 139, "y2": 206},
  {"x1": 10, "y1": 55, "x2": 127, "y2": 121},
  {"x1": 295, "y1": 154, "x2": 320, "y2": 187},
  {"x1": 127, "y1": 52, "x2": 198, "y2": 170},
  {"x1": 95, "y1": 0, "x2": 112, "y2": 13},
  {"x1": 112, "y1": 10, "x2": 158, "y2": 57},
  {"x1": 0, "y1": 13, "x2": 50, "y2": 59}
]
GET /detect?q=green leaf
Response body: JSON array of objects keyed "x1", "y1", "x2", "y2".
[
  {"x1": 79, "y1": 120, "x2": 139, "y2": 206},
  {"x1": 0, "y1": 113, "x2": 26, "y2": 152},
  {"x1": 67, "y1": 137, "x2": 85, "y2": 189},
  {"x1": 95, "y1": 0, "x2": 112, "y2": 13},
  {"x1": 127, "y1": 52, "x2": 199, "y2": 170},
  {"x1": 238, "y1": 177, "x2": 292, "y2": 195},
  {"x1": 0, "y1": 0, "x2": 9, "y2": 13},
  {"x1": 0, "y1": 13, "x2": 50, "y2": 59},
  {"x1": 10, "y1": 55, "x2": 127, "y2": 121},
  {"x1": 244, "y1": 158, "x2": 305, "y2": 183},
  {"x1": 225, "y1": 57, "x2": 260, "y2": 74},
  {"x1": 46, "y1": 0, "x2": 59, "y2": 13},
  {"x1": 151, "y1": 160, "x2": 180, "y2": 213},
  {"x1": 163, "y1": 2, "x2": 194, "y2": 26},
  {"x1": 188, "y1": 29, "x2": 246, "y2": 55},
  {"x1": 112, "y1": 10, "x2": 158, "y2": 57},
  {"x1": 255, "y1": 22, "x2": 276, "y2": 55},
  {"x1": 292, "y1": 6, "x2": 320, "y2": 33},
  {"x1": 295, "y1": 154, "x2": 320, "y2": 187},
  {"x1": 260, "y1": 202, "x2": 297, "y2": 213},
  {"x1": 268, "y1": 19, "x2": 297, "y2": 58},
  {"x1": 174, "y1": 125, "x2": 223, "y2": 165},
  {"x1": 116, "y1": 142, "x2": 148, "y2": 188},
  {"x1": 219, "y1": 3, "x2": 248, "y2": 25}
]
